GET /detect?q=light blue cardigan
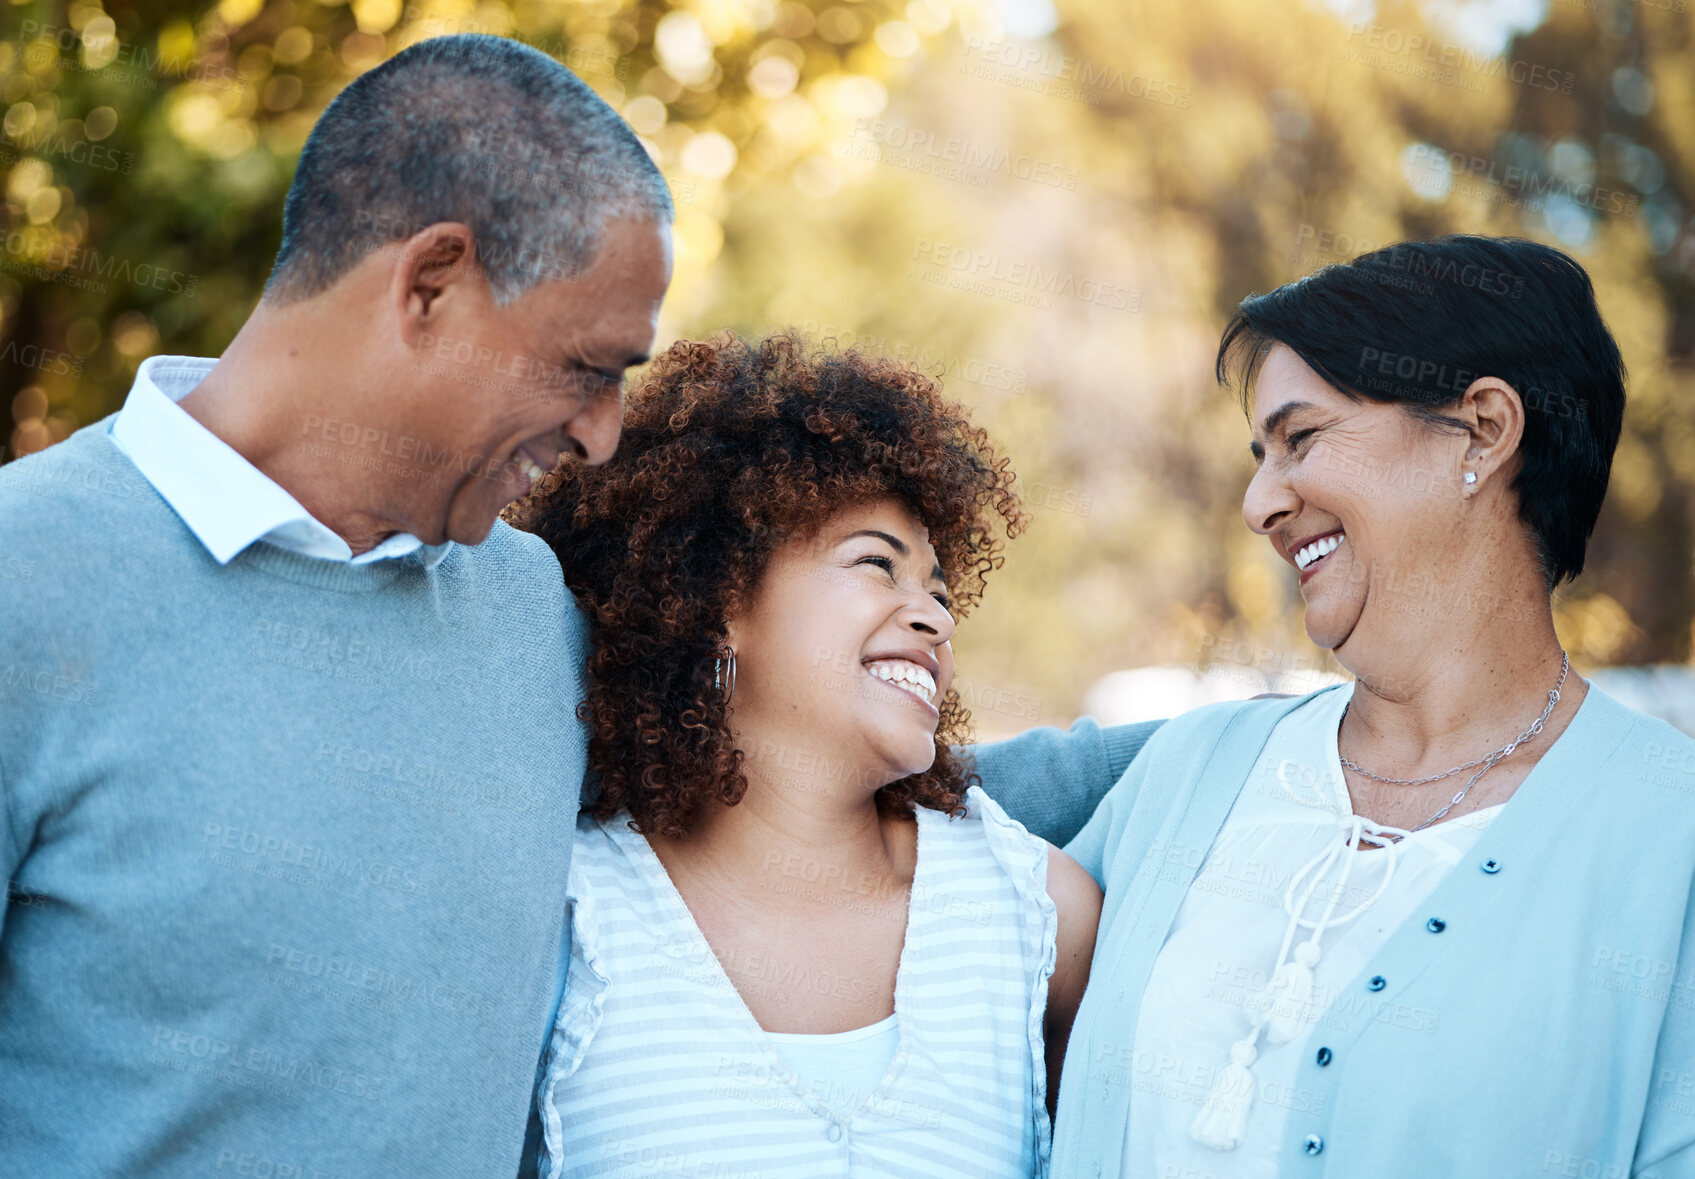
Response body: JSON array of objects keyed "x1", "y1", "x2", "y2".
[{"x1": 974, "y1": 684, "x2": 1695, "y2": 1178}]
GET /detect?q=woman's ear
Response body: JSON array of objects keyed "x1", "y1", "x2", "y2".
[{"x1": 1457, "y1": 376, "x2": 1526, "y2": 494}]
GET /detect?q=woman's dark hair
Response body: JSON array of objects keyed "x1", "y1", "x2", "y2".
[
  {"x1": 507, "y1": 331, "x2": 1027, "y2": 838},
  {"x1": 1216, "y1": 234, "x2": 1625, "y2": 587}
]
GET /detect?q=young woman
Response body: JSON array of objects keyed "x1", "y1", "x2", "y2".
[{"x1": 510, "y1": 332, "x2": 1101, "y2": 1178}]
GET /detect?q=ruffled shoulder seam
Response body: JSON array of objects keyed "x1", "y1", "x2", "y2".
[
  {"x1": 537, "y1": 823, "x2": 617, "y2": 1179},
  {"x1": 961, "y1": 786, "x2": 1057, "y2": 1173}
]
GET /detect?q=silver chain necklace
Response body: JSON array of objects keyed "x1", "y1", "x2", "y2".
[{"x1": 1338, "y1": 653, "x2": 1570, "y2": 833}]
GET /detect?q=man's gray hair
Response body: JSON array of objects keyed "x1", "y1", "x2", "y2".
[{"x1": 264, "y1": 34, "x2": 673, "y2": 306}]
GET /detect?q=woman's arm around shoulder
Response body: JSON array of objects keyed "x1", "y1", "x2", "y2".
[{"x1": 1043, "y1": 844, "x2": 1103, "y2": 1121}]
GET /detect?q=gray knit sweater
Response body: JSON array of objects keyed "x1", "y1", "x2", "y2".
[{"x1": 0, "y1": 423, "x2": 590, "y2": 1178}]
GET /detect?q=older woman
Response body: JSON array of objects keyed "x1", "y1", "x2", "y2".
[
  {"x1": 509, "y1": 333, "x2": 1103, "y2": 1178},
  {"x1": 975, "y1": 235, "x2": 1695, "y2": 1178}
]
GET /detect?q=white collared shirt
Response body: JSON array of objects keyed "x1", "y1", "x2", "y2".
[{"x1": 109, "y1": 355, "x2": 447, "y2": 567}]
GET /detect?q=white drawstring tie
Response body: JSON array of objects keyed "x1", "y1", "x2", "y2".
[{"x1": 1190, "y1": 808, "x2": 1411, "y2": 1151}]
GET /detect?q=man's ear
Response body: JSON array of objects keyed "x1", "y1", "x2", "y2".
[
  {"x1": 1456, "y1": 376, "x2": 1526, "y2": 493},
  {"x1": 394, "y1": 222, "x2": 477, "y2": 342}
]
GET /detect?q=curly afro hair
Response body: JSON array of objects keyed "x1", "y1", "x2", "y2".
[{"x1": 506, "y1": 331, "x2": 1028, "y2": 838}]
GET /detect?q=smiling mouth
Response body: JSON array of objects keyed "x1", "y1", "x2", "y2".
[
  {"x1": 1293, "y1": 531, "x2": 1345, "y2": 578},
  {"x1": 864, "y1": 658, "x2": 939, "y2": 711},
  {"x1": 511, "y1": 442, "x2": 560, "y2": 487}
]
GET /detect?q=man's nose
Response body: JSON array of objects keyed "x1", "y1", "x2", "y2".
[{"x1": 567, "y1": 393, "x2": 622, "y2": 465}]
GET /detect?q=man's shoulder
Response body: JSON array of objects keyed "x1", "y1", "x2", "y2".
[
  {"x1": 439, "y1": 519, "x2": 558, "y2": 593},
  {"x1": 457, "y1": 517, "x2": 556, "y2": 570},
  {"x1": 450, "y1": 519, "x2": 588, "y2": 644},
  {"x1": 0, "y1": 424, "x2": 172, "y2": 581},
  {"x1": 0, "y1": 423, "x2": 156, "y2": 516}
]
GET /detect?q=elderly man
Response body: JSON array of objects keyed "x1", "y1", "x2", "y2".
[{"x1": 0, "y1": 35, "x2": 670, "y2": 1178}]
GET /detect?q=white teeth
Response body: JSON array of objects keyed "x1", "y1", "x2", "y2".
[
  {"x1": 518, "y1": 457, "x2": 547, "y2": 484},
  {"x1": 1294, "y1": 533, "x2": 1344, "y2": 571},
  {"x1": 865, "y1": 660, "x2": 937, "y2": 705}
]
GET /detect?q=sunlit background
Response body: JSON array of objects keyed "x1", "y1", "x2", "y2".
[{"x1": 5, "y1": 0, "x2": 1695, "y2": 734}]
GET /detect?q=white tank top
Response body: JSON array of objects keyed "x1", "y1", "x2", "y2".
[
  {"x1": 537, "y1": 786, "x2": 1057, "y2": 1179},
  {"x1": 765, "y1": 1015, "x2": 901, "y2": 1118}
]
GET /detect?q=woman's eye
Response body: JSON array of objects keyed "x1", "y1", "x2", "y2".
[
  {"x1": 1287, "y1": 428, "x2": 1317, "y2": 452},
  {"x1": 850, "y1": 555, "x2": 952, "y2": 612}
]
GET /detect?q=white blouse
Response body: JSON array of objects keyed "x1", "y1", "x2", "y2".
[{"x1": 1124, "y1": 683, "x2": 1503, "y2": 1177}]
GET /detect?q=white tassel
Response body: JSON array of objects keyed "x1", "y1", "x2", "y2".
[
  {"x1": 1264, "y1": 941, "x2": 1321, "y2": 1045},
  {"x1": 1190, "y1": 1037, "x2": 1257, "y2": 1151}
]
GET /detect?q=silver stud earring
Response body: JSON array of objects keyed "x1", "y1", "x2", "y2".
[
  {"x1": 712, "y1": 648, "x2": 737, "y2": 701},
  {"x1": 1463, "y1": 471, "x2": 1477, "y2": 485}
]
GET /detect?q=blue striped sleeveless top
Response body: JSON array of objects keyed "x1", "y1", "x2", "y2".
[{"x1": 537, "y1": 786, "x2": 1057, "y2": 1178}]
